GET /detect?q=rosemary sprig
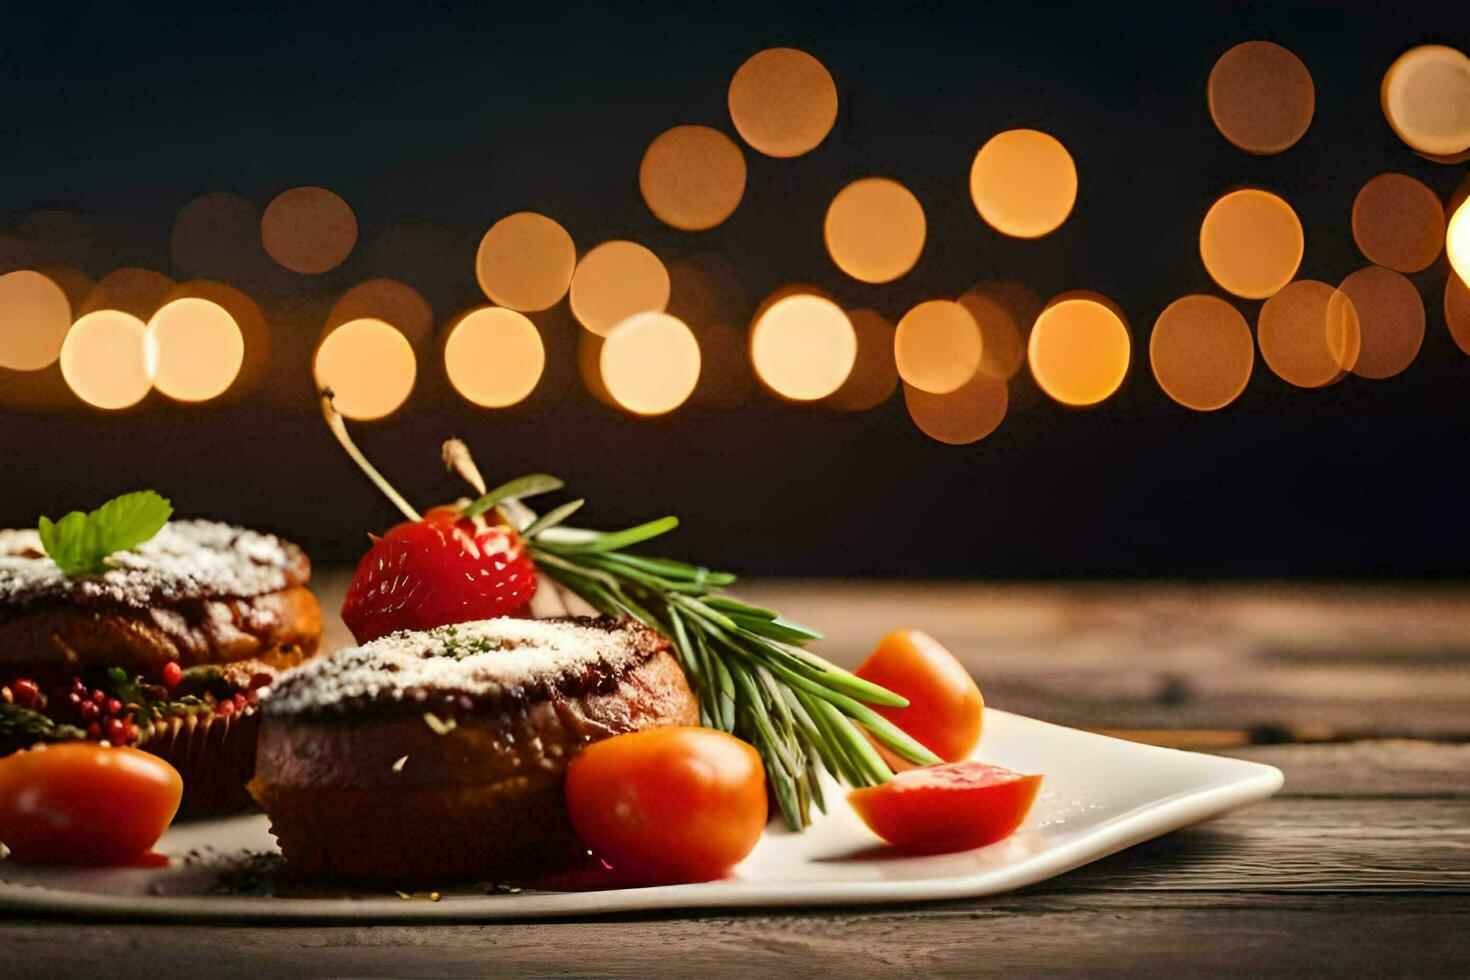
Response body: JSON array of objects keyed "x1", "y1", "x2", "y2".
[{"x1": 525, "y1": 508, "x2": 941, "y2": 830}]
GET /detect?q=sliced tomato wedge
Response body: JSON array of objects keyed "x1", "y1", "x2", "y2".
[{"x1": 847, "y1": 761, "x2": 1042, "y2": 854}]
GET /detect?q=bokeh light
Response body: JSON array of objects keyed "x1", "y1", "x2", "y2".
[
  {"x1": 80, "y1": 267, "x2": 175, "y2": 320},
  {"x1": 1380, "y1": 45, "x2": 1470, "y2": 157},
  {"x1": 163, "y1": 280, "x2": 270, "y2": 396},
  {"x1": 170, "y1": 192, "x2": 276, "y2": 283},
  {"x1": 313, "y1": 318, "x2": 416, "y2": 420},
  {"x1": 570, "y1": 241, "x2": 670, "y2": 336},
  {"x1": 751, "y1": 283, "x2": 829, "y2": 325},
  {"x1": 958, "y1": 280, "x2": 1039, "y2": 381},
  {"x1": 1448, "y1": 173, "x2": 1470, "y2": 224},
  {"x1": 146, "y1": 298, "x2": 244, "y2": 402},
  {"x1": 1449, "y1": 198, "x2": 1470, "y2": 285},
  {"x1": 894, "y1": 300, "x2": 983, "y2": 395},
  {"x1": 326, "y1": 279, "x2": 434, "y2": 349},
  {"x1": 1336, "y1": 265, "x2": 1424, "y2": 380},
  {"x1": 1351, "y1": 173, "x2": 1445, "y2": 273},
  {"x1": 904, "y1": 370, "x2": 1009, "y2": 445},
  {"x1": 1445, "y1": 273, "x2": 1470, "y2": 357},
  {"x1": 824, "y1": 178, "x2": 926, "y2": 283},
  {"x1": 1207, "y1": 41, "x2": 1314, "y2": 155},
  {"x1": 968, "y1": 129, "x2": 1077, "y2": 238},
  {"x1": 667, "y1": 253, "x2": 745, "y2": 327},
  {"x1": 475, "y1": 212, "x2": 576, "y2": 312},
  {"x1": 261, "y1": 186, "x2": 358, "y2": 274},
  {"x1": 0, "y1": 270, "x2": 72, "y2": 371},
  {"x1": 1054, "y1": 289, "x2": 1131, "y2": 329},
  {"x1": 750, "y1": 293, "x2": 856, "y2": 400},
  {"x1": 600, "y1": 312, "x2": 700, "y2": 416},
  {"x1": 727, "y1": 47, "x2": 838, "y2": 158},
  {"x1": 1257, "y1": 280, "x2": 1360, "y2": 388},
  {"x1": 1199, "y1": 189, "x2": 1303, "y2": 299},
  {"x1": 639, "y1": 126, "x2": 747, "y2": 231},
  {"x1": 59, "y1": 310, "x2": 153, "y2": 410},
  {"x1": 1149, "y1": 295, "x2": 1254, "y2": 411},
  {"x1": 1028, "y1": 295, "x2": 1131, "y2": 406},
  {"x1": 32, "y1": 264, "x2": 94, "y2": 311},
  {"x1": 443, "y1": 307, "x2": 545, "y2": 408},
  {"x1": 824, "y1": 309, "x2": 898, "y2": 411}
]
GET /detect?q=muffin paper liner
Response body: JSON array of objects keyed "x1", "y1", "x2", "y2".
[{"x1": 145, "y1": 707, "x2": 261, "y2": 818}]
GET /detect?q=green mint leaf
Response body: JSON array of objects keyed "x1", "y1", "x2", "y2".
[
  {"x1": 38, "y1": 490, "x2": 173, "y2": 576},
  {"x1": 91, "y1": 490, "x2": 173, "y2": 557},
  {"x1": 38, "y1": 511, "x2": 97, "y2": 575}
]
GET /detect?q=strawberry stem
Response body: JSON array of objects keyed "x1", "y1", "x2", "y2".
[
  {"x1": 441, "y1": 439, "x2": 488, "y2": 495},
  {"x1": 320, "y1": 390, "x2": 422, "y2": 523}
]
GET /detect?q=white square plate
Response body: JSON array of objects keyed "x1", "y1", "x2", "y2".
[{"x1": 0, "y1": 709, "x2": 1282, "y2": 920}]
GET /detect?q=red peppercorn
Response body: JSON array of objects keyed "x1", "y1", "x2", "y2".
[
  {"x1": 80, "y1": 701, "x2": 101, "y2": 722},
  {"x1": 161, "y1": 662, "x2": 183, "y2": 691},
  {"x1": 11, "y1": 679, "x2": 41, "y2": 709},
  {"x1": 91, "y1": 690, "x2": 106, "y2": 705},
  {"x1": 106, "y1": 698, "x2": 123, "y2": 715},
  {"x1": 86, "y1": 722, "x2": 102, "y2": 739}
]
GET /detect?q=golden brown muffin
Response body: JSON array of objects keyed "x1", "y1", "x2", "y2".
[
  {"x1": 0, "y1": 519, "x2": 324, "y2": 815},
  {"x1": 251, "y1": 616, "x2": 699, "y2": 882}
]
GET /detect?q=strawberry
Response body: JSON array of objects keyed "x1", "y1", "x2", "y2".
[{"x1": 341, "y1": 509, "x2": 538, "y2": 644}]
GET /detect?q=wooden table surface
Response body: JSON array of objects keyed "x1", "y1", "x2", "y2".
[{"x1": 4, "y1": 579, "x2": 1469, "y2": 977}]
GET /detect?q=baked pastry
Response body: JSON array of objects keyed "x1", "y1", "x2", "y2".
[
  {"x1": 0, "y1": 520, "x2": 324, "y2": 815},
  {"x1": 251, "y1": 616, "x2": 699, "y2": 881}
]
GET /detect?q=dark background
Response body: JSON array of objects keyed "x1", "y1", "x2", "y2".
[{"x1": 2, "y1": 1, "x2": 1467, "y2": 577}]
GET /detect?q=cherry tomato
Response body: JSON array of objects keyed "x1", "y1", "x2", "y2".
[
  {"x1": 564, "y1": 727, "x2": 767, "y2": 883},
  {"x1": 0, "y1": 742, "x2": 182, "y2": 865},
  {"x1": 854, "y1": 629, "x2": 984, "y2": 764},
  {"x1": 848, "y1": 761, "x2": 1042, "y2": 854}
]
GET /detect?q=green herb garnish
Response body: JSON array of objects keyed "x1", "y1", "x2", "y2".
[
  {"x1": 37, "y1": 490, "x2": 173, "y2": 576},
  {"x1": 0, "y1": 702, "x2": 86, "y2": 752}
]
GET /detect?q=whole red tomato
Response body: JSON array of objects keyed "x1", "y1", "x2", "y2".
[
  {"x1": 0, "y1": 742, "x2": 183, "y2": 864},
  {"x1": 564, "y1": 727, "x2": 767, "y2": 883},
  {"x1": 855, "y1": 629, "x2": 984, "y2": 764}
]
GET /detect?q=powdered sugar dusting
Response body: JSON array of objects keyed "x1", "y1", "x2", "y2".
[
  {"x1": 0, "y1": 519, "x2": 308, "y2": 609},
  {"x1": 261, "y1": 617, "x2": 656, "y2": 716}
]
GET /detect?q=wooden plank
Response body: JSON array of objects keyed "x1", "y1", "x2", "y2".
[
  {"x1": 1044, "y1": 797, "x2": 1469, "y2": 894},
  {"x1": 733, "y1": 580, "x2": 1470, "y2": 739},
  {"x1": 729, "y1": 580, "x2": 1470, "y2": 662},
  {"x1": 1223, "y1": 741, "x2": 1470, "y2": 797},
  {"x1": 0, "y1": 894, "x2": 1463, "y2": 978}
]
